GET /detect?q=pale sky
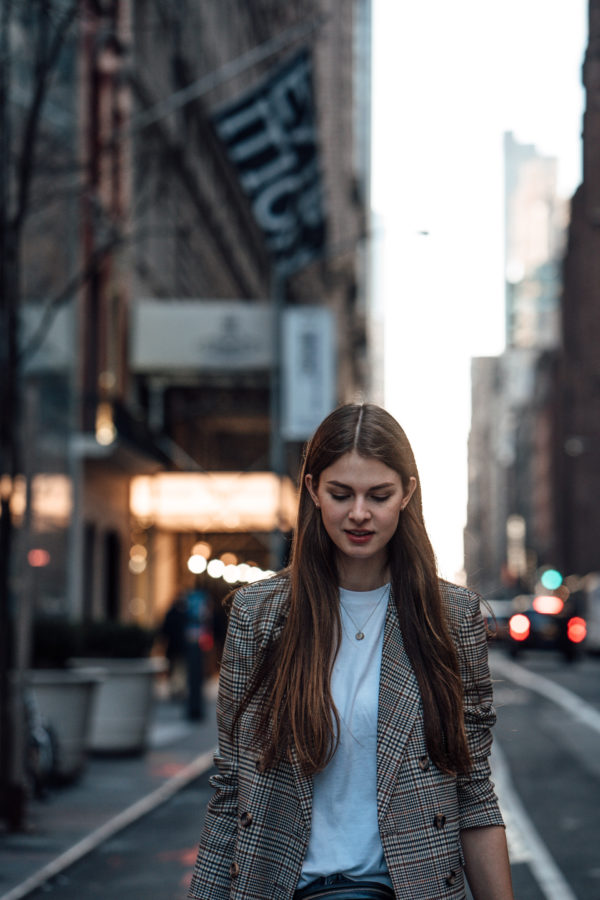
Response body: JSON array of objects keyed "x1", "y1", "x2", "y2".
[{"x1": 371, "y1": 0, "x2": 588, "y2": 580}]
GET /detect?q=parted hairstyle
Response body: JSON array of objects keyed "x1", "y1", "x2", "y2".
[{"x1": 235, "y1": 403, "x2": 472, "y2": 776}]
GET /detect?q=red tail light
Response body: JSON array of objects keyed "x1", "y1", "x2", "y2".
[
  {"x1": 567, "y1": 617, "x2": 586, "y2": 644},
  {"x1": 509, "y1": 613, "x2": 530, "y2": 642}
]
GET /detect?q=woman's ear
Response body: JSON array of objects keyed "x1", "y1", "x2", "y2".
[
  {"x1": 402, "y1": 476, "x2": 417, "y2": 509},
  {"x1": 305, "y1": 474, "x2": 319, "y2": 507}
]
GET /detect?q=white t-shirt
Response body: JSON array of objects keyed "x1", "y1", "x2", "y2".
[{"x1": 298, "y1": 584, "x2": 392, "y2": 889}]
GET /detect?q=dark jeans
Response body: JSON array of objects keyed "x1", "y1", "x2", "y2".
[{"x1": 294, "y1": 875, "x2": 395, "y2": 899}]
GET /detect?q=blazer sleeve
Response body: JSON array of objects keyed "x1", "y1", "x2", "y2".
[
  {"x1": 455, "y1": 590, "x2": 505, "y2": 831},
  {"x1": 188, "y1": 589, "x2": 255, "y2": 899}
]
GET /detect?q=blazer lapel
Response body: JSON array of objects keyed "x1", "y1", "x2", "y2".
[{"x1": 377, "y1": 597, "x2": 421, "y2": 820}]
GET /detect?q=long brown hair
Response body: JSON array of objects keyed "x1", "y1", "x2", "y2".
[{"x1": 236, "y1": 403, "x2": 472, "y2": 776}]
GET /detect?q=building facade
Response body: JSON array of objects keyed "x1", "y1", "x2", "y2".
[
  {"x1": 465, "y1": 133, "x2": 566, "y2": 596},
  {"x1": 467, "y1": 3, "x2": 600, "y2": 592},
  {"x1": 10, "y1": 0, "x2": 373, "y2": 632},
  {"x1": 504, "y1": 130, "x2": 567, "y2": 350},
  {"x1": 558, "y1": 0, "x2": 600, "y2": 576}
]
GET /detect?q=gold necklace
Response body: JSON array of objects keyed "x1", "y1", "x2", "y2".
[{"x1": 339, "y1": 584, "x2": 389, "y2": 641}]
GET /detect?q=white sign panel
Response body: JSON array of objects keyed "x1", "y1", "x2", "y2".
[
  {"x1": 131, "y1": 300, "x2": 273, "y2": 372},
  {"x1": 281, "y1": 306, "x2": 336, "y2": 440}
]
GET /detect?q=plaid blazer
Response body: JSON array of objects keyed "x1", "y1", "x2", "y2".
[{"x1": 188, "y1": 576, "x2": 504, "y2": 900}]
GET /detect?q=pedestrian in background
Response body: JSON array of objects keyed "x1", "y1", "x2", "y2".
[
  {"x1": 188, "y1": 403, "x2": 514, "y2": 900},
  {"x1": 159, "y1": 593, "x2": 187, "y2": 699},
  {"x1": 184, "y1": 587, "x2": 213, "y2": 721}
]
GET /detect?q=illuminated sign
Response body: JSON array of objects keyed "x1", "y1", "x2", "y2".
[{"x1": 130, "y1": 472, "x2": 298, "y2": 532}]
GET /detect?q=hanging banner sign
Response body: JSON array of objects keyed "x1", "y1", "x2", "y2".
[
  {"x1": 212, "y1": 48, "x2": 326, "y2": 276},
  {"x1": 281, "y1": 306, "x2": 336, "y2": 440}
]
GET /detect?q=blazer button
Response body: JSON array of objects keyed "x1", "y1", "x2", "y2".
[
  {"x1": 433, "y1": 813, "x2": 446, "y2": 829},
  {"x1": 418, "y1": 755, "x2": 430, "y2": 771},
  {"x1": 240, "y1": 810, "x2": 253, "y2": 827},
  {"x1": 229, "y1": 862, "x2": 240, "y2": 878},
  {"x1": 446, "y1": 870, "x2": 458, "y2": 886}
]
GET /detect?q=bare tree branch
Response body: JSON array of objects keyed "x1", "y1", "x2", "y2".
[
  {"x1": 13, "y1": 0, "x2": 79, "y2": 233},
  {"x1": 19, "y1": 222, "x2": 178, "y2": 363}
]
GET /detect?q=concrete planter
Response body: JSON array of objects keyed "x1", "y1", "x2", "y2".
[
  {"x1": 28, "y1": 668, "x2": 104, "y2": 782},
  {"x1": 69, "y1": 657, "x2": 168, "y2": 754}
]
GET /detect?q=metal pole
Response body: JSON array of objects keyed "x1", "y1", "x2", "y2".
[
  {"x1": 0, "y1": 0, "x2": 27, "y2": 831},
  {"x1": 127, "y1": 15, "x2": 327, "y2": 136},
  {"x1": 269, "y1": 270, "x2": 285, "y2": 570},
  {"x1": 0, "y1": 0, "x2": 13, "y2": 830}
]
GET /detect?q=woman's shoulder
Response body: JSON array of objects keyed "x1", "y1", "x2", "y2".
[
  {"x1": 439, "y1": 578, "x2": 481, "y2": 629},
  {"x1": 226, "y1": 571, "x2": 291, "y2": 640}
]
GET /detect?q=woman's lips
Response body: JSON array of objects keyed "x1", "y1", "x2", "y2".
[{"x1": 344, "y1": 529, "x2": 374, "y2": 544}]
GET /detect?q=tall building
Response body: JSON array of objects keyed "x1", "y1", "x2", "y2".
[
  {"x1": 468, "y1": 2, "x2": 600, "y2": 590},
  {"x1": 465, "y1": 349, "x2": 558, "y2": 597},
  {"x1": 504, "y1": 131, "x2": 567, "y2": 350},
  {"x1": 558, "y1": 0, "x2": 600, "y2": 576},
  {"x1": 465, "y1": 135, "x2": 568, "y2": 595}
]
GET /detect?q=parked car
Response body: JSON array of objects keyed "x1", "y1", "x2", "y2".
[{"x1": 507, "y1": 593, "x2": 587, "y2": 662}]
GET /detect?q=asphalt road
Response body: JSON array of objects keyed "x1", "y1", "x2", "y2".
[
  {"x1": 26, "y1": 647, "x2": 600, "y2": 900},
  {"x1": 490, "y1": 646, "x2": 600, "y2": 900}
]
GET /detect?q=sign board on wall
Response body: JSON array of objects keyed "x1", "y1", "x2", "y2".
[
  {"x1": 281, "y1": 306, "x2": 336, "y2": 440},
  {"x1": 131, "y1": 300, "x2": 273, "y2": 373}
]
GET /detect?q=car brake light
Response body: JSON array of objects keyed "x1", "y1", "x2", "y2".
[
  {"x1": 532, "y1": 595, "x2": 564, "y2": 615},
  {"x1": 509, "y1": 613, "x2": 530, "y2": 641},
  {"x1": 567, "y1": 617, "x2": 586, "y2": 644}
]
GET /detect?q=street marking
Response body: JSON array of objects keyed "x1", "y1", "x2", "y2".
[
  {"x1": 0, "y1": 747, "x2": 217, "y2": 900},
  {"x1": 492, "y1": 740, "x2": 578, "y2": 900},
  {"x1": 492, "y1": 655, "x2": 600, "y2": 735}
]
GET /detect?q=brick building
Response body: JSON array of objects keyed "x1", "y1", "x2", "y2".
[{"x1": 10, "y1": 0, "x2": 373, "y2": 628}]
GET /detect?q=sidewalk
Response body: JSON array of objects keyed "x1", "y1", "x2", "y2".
[{"x1": 0, "y1": 682, "x2": 219, "y2": 900}]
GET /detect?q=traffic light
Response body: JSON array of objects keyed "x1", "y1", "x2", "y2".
[{"x1": 539, "y1": 567, "x2": 563, "y2": 591}]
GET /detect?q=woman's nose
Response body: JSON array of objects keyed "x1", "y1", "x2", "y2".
[{"x1": 349, "y1": 497, "x2": 371, "y2": 521}]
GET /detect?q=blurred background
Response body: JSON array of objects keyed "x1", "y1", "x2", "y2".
[{"x1": 1, "y1": 1, "x2": 599, "y2": 897}]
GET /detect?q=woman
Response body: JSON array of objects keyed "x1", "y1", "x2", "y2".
[{"x1": 188, "y1": 404, "x2": 514, "y2": 900}]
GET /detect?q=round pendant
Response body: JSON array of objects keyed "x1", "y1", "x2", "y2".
[{"x1": 355, "y1": 632, "x2": 365, "y2": 641}]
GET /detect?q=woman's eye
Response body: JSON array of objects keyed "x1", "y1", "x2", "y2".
[
  {"x1": 330, "y1": 493, "x2": 350, "y2": 501},
  {"x1": 372, "y1": 495, "x2": 390, "y2": 503}
]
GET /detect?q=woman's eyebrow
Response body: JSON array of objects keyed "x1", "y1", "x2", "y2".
[{"x1": 324, "y1": 480, "x2": 396, "y2": 490}]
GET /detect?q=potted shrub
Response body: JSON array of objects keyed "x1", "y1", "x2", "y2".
[
  {"x1": 68, "y1": 620, "x2": 167, "y2": 755},
  {"x1": 28, "y1": 618, "x2": 104, "y2": 782}
]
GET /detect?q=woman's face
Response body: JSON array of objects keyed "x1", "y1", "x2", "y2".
[{"x1": 305, "y1": 451, "x2": 416, "y2": 584}]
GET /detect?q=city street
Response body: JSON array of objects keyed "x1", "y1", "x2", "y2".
[
  {"x1": 18, "y1": 647, "x2": 600, "y2": 900},
  {"x1": 1, "y1": 4, "x2": 597, "y2": 900},
  {"x1": 489, "y1": 647, "x2": 600, "y2": 900}
]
